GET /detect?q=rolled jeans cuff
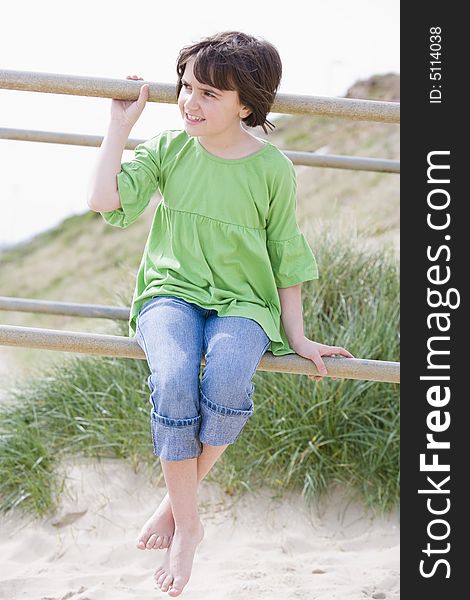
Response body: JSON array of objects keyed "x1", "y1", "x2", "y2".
[
  {"x1": 151, "y1": 411, "x2": 202, "y2": 461},
  {"x1": 198, "y1": 387, "x2": 254, "y2": 446}
]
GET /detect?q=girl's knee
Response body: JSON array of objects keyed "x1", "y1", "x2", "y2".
[
  {"x1": 198, "y1": 382, "x2": 254, "y2": 446},
  {"x1": 200, "y1": 373, "x2": 255, "y2": 411},
  {"x1": 147, "y1": 371, "x2": 200, "y2": 421}
]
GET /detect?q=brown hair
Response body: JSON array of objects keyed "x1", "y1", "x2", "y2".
[{"x1": 176, "y1": 31, "x2": 282, "y2": 134}]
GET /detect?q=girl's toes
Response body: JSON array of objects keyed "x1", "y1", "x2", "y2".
[
  {"x1": 154, "y1": 568, "x2": 164, "y2": 586},
  {"x1": 153, "y1": 535, "x2": 163, "y2": 549},
  {"x1": 136, "y1": 538, "x2": 146, "y2": 549},
  {"x1": 155, "y1": 535, "x2": 165, "y2": 549},
  {"x1": 146, "y1": 533, "x2": 157, "y2": 548},
  {"x1": 168, "y1": 580, "x2": 184, "y2": 597},
  {"x1": 161, "y1": 574, "x2": 174, "y2": 592}
]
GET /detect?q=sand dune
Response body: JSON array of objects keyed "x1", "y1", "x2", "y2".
[{"x1": 0, "y1": 458, "x2": 399, "y2": 599}]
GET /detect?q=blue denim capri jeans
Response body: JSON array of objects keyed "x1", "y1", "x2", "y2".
[{"x1": 135, "y1": 295, "x2": 271, "y2": 461}]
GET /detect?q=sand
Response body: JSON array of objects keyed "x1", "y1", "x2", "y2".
[{"x1": 0, "y1": 458, "x2": 399, "y2": 600}]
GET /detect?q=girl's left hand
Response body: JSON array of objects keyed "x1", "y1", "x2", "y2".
[{"x1": 291, "y1": 336, "x2": 355, "y2": 382}]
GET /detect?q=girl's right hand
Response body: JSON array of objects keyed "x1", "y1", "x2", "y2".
[{"x1": 111, "y1": 75, "x2": 149, "y2": 129}]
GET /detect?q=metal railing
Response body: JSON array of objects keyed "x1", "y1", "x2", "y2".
[
  {"x1": 0, "y1": 127, "x2": 400, "y2": 173},
  {"x1": 0, "y1": 69, "x2": 400, "y2": 123},
  {"x1": 0, "y1": 297, "x2": 400, "y2": 384},
  {"x1": 0, "y1": 71, "x2": 400, "y2": 384},
  {"x1": 0, "y1": 323, "x2": 399, "y2": 384}
]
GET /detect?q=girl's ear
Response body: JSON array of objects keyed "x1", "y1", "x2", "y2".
[{"x1": 239, "y1": 105, "x2": 252, "y2": 119}]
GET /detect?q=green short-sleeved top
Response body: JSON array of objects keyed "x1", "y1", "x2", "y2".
[{"x1": 100, "y1": 129, "x2": 319, "y2": 356}]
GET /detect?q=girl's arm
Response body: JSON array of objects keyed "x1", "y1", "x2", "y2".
[
  {"x1": 277, "y1": 284, "x2": 305, "y2": 347},
  {"x1": 87, "y1": 121, "x2": 133, "y2": 212},
  {"x1": 278, "y1": 283, "x2": 354, "y2": 381},
  {"x1": 87, "y1": 77, "x2": 149, "y2": 212}
]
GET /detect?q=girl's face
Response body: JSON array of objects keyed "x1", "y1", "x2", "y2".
[{"x1": 178, "y1": 57, "x2": 252, "y2": 141}]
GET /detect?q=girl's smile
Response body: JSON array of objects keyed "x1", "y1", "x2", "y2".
[{"x1": 185, "y1": 112, "x2": 206, "y2": 125}]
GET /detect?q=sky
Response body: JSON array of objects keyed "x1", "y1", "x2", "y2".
[{"x1": 0, "y1": 0, "x2": 399, "y2": 248}]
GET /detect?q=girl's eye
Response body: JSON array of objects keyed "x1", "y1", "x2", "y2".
[{"x1": 182, "y1": 83, "x2": 215, "y2": 98}]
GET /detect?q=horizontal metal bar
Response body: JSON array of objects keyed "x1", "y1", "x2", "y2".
[
  {"x1": 0, "y1": 127, "x2": 400, "y2": 173},
  {"x1": 0, "y1": 69, "x2": 400, "y2": 123},
  {"x1": 284, "y1": 150, "x2": 399, "y2": 173},
  {"x1": 0, "y1": 324, "x2": 400, "y2": 384},
  {"x1": 0, "y1": 296, "x2": 128, "y2": 320}
]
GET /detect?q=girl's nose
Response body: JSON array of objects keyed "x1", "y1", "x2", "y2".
[
  {"x1": 184, "y1": 90, "x2": 199, "y2": 107},
  {"x1": 185, "y1": 101, "x2": 200, "y2": 113}
]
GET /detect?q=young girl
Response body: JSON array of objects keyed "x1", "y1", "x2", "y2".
[{"x1": 87, "y1": 30, "x2": 353, "y2": 597}]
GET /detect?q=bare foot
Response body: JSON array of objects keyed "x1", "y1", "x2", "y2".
[
  {"x1": 154, "y1": 519, "x2": 205, "y2": 597},
  {"x1": 136, "y1": 493, "x2": 175, "y2": 550}
]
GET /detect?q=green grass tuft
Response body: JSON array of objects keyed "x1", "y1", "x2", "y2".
[{"x1": 0, "y1": 231, "x2": 399, "y2": 518}]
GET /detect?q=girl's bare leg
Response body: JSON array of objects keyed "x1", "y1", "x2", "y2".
[
  {"x1": 153, "y1": 457, "x2": 204, "y2": 596},
  {"x1": 137, "y1": 443, "x2": 228, "y2": 550}
]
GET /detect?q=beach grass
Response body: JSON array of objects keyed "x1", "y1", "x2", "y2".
[{"x1": 0, "y1": 229, "x2": 399, "y2": 518}]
